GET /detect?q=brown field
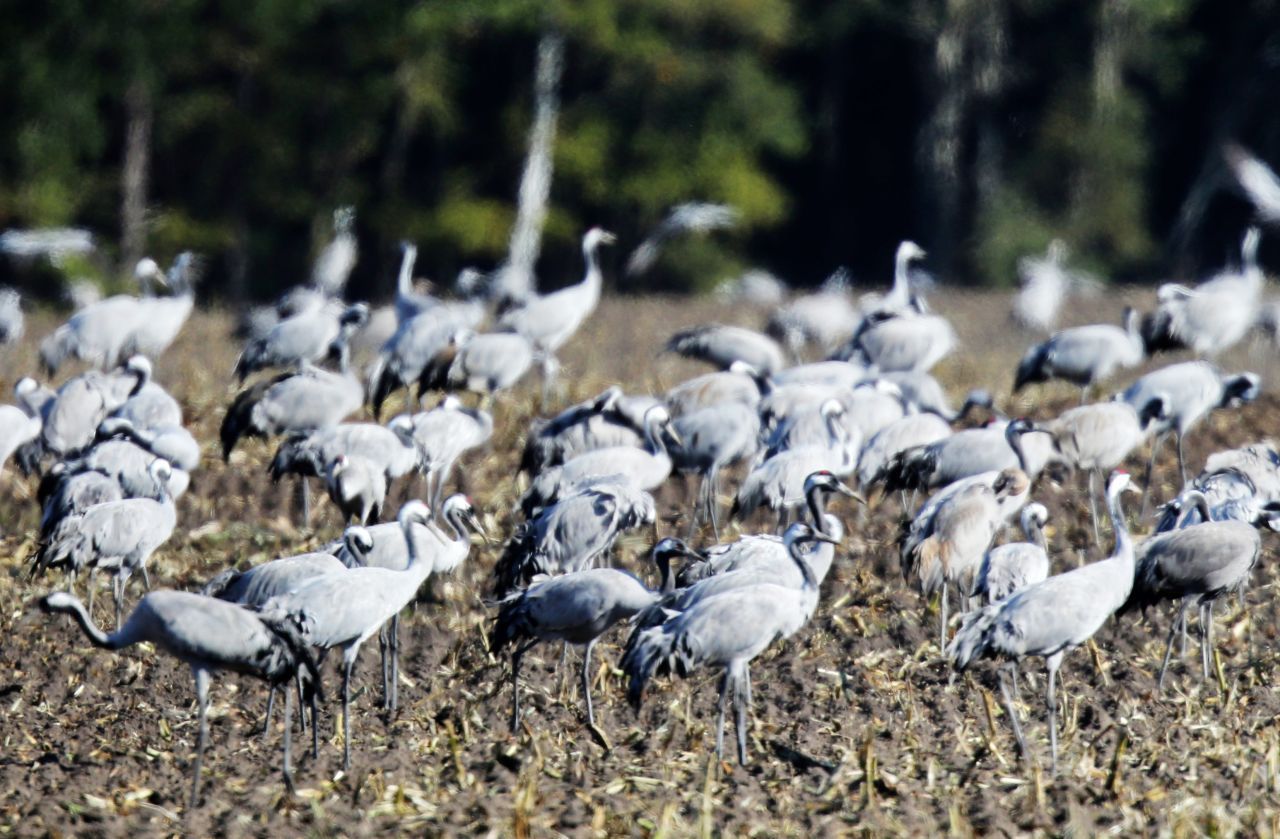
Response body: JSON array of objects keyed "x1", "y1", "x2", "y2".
[{"x1": 4, "y1": 290, "x2": 1280, "y2": 837}]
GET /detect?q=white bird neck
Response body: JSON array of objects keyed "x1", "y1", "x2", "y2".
[
  {"x1": 581, "y1": 235, "x2": 605, "y2": 295},
  {"x1": 398, "y1": 246, "x2": 418, "y2": 297},
  {"x1": 643, "y1": 414, "x2": 668, "y2": 456}
]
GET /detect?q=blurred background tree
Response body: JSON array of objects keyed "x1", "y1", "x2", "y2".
[{"x1": 0, "y1": 0, "x2": 1277, "y2": 300}]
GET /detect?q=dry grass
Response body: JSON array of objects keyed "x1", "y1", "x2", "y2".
[{"x1": 4, "y1": 290, "x2": 1280, "y2": 836}]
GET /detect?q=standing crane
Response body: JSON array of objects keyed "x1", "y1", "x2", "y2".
[
  {"x1": 491, "y1": 538, "x2": 694, "y2": 731},
  {"x1": 623, "y1": 523, "x2": 838, "y2": 765},
  {"x1": 40, "y1": 590, "x2": 321, "y2": 809},
  {"x1": 946, "y1": 471, "x2": 1140, "y2": 773},
  {"x1": 972, "y1": 503, "x2": 1051, "y2": 604},
  {"x1": 1122, "y1": 490, "x2": 1263, "y2": 690},
  {"x1": 1014, "y1": 307, "x2": 1145, "y2": 402},
  {"x1": 665, "y1": 324, "x2": 787, "y2": 376}
]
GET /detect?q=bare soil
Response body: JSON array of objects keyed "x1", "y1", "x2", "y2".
[{"x1": 4, "y1": 291, "x2": 1280, "y2": 837}]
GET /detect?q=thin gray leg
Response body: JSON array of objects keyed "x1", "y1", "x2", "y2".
[
  {"x1": 735, "y1": 664, "x2": 750, "y2": 765},
  {"x1": 1046, "y1": 651, "x2": 1064, "y2": 774},
  {"x1": 262, "y1": 686, "x2": 276, "y2": 741},
  {"x1": 581, "y1": 639, "x2": 596, "y2": 726},
  {"x1": 1200, "y1": 601, "x2": 1213, "y2": 681},
  {"x1": 715, "y1": 670, "x2": 729, "y2": 760},
  {"x1": 189, "y1": 667, "x2": 211, "y2": 811},
  {"x1": 998, "y1": 663, "x2": 1028, "y2": 759},
  {"x1": 510, "y1": 640, "x2": 537, "y2": 732},
  {"x1": 1088, "y1": 469, "x2": 1101, "y2": 547},
  {"x1": 1158, "y1": 600, "x2": 1189, "y2": 691},
  {"x1": 341, "y1": 655, "x2": 355, "y2": 771},
  {"x1": 282, "y1": 685, "x2": 295, "y2": 795}
]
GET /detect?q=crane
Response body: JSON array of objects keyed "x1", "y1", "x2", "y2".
[
  {"x1": 623, "y1": 522, "x2": 838, "y2": 765},
  {"x1": 946, "y1": 471, "x2": 1140, "y2": 773},
  {"x1": 40, "y1": 589, "x2": 321, "y2": 809},
  {"x1": 491, "y1": 539, "x2": 694, "y2": 731},
  {"x1": 972, "y1": 503, "x2": 1051, "y2": 604},
  {"x1": 665, "y1": 323, "x2": 787, "y2": 375},
  {"x1": 1014, "y1": 307, "x2": 1144, "y2": 402}
]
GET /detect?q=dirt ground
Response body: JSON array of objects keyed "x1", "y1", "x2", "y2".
[{"x1": 4, "y1": 290, "x2": 1280, "y2": 837}]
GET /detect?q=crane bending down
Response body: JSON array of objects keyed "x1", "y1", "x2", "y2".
[
  {"x1": 260, "y1": 500, "x2": 436, "y2": 769},
  {"x1": 623, "y1": 523, "x2": 838, "y2": 765},
  {"x1": 40, "y1": 590, "x2": 321, "y2": 809},
  {"x1": 491, "y1": 538, "x2": 694, "y2": 731},
  {"x1": 946, "y1": 471, "x2": 1139, "y2": 773}
]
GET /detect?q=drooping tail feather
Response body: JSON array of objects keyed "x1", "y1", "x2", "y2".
[
  {"x1": 944, "y1": 603, "x2": 1002, "y2": 672},
  {"x1": 621, "y1": 624, "x2": 679, "y2": 711}
]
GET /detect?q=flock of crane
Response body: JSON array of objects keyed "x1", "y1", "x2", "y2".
[{"x1": 7, "y1": 144, "x2": 1280, "y2": 813}]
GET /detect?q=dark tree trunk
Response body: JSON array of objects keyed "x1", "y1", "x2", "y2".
[{"x1": 120, "y1": 79, "x2": 153, "y2": 275}]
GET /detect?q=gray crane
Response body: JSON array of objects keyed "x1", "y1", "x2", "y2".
[
  {"x1": 39, "y1": 259, "x2": 161, "y2": 374},
  {"x1": 365, "y1": 299, "x2": 485, "y2": 418},
  {"x1": 323, "y1": 454, "x2": 386, "y2": 524},
  {"x1": 904, "y1": 469, "x2": 1029, "y2": 646},
  {"x1": 235, "y1": 300, "x2": 369, "y2": 382},
  {"x1": 523, "y1": 405, "x2": 680, "y2": 515},
  {"x1": 679, "y1": 471, "x2": 857, "y2": 585},
  {"x1": 111, "y1": 377, "x2": 183, "y2": 430},
  {"x1": 520, "y1": 387, "x2": 658, "y2": 473},
  {"x1": 51, "y1": 436, "x2": 190, "y2": 503},
  {"x1": 96, "y1": 417, "x2": 200, "y2": 472},
  {"x1": 1122, "y1": 490, "x2": 1263, "y2": 689},
  {"x1": 492, "y1": 539, "x2": 693, "y2": 731},
  {"x1": 312, "y1": 206, "x2": 358, "y2": 297},
  {"x1": 833, "y1": 305, "x2": 957, "y2": 374},
  {"x1": 33, "y1": 459, "x2": 178, "y2": 626},
  {"x1": 260, "y1": 500, "x2": 435, "y2": 769},
  {"x1": 1225, "y1": 144, "x2": 1280, "y2": 226},
  {"x1": 494, "y1": 478, "x2": 655, "y2": 595},
  {"x1": 670, "y1": 400, "x2": 760, "y2": 538},
  {"x1": 1120, "y1": 360, "x2": 1260, "y2": 488},
  {"x1": 623, "y1": 522, "x2": 838, "y2": 765},
  {"x1": 1011, "y1": 240, "x2": 1099, "y2": 334},
  {"x1": 877, "y1": 372, "x2": 995, "y2": 423},
  {"x1": 221, "y1": 367, "x2": 363, "y2": 459},
  {"x1": 626, "y1": 203, "x2": 738, "y2": 276},
  {"x1": 898, "y1": 467, "x2": 1032, "y2": 582},
  {"x1": 1141, "y1": 228, "x2": 1262, "y2": 357},
  {"x1": 1034, "y1": 398, "x2": 1166, "y2": 543},
  {"x1": 418, "y1": 328, "x2": 535, "y2": 404},
  {"x1": 665, "y1": 323, "x2": 787, "y2": 375},
  {"x1": 879, "y1": 418, "x2": 1050, "y2": 496},
  {"x1": 734, "y1": 400, "x2": 858, "y2": 527},
  {"x1": 858, "y1": 239, "x2": 928, "y2": 318},
  {"x1": 946, "y1": 471, "x2": 1140, "y2": 773},
  {"x1": 38, "y1": 465, "x2": 124, "y2": 539},
  {"x1": 858, "y1": 413, "x2": 954, "y2": 490},
  {"x1": 1014, "y1": 306, "x2": 1144, "y2": 401},
  {"x1": 40, "y1": 590, "x2": 321, "y2": 809},
  {"x1": 767, "y1": 268, "x2": 861, "y2": 358},
  {"x1": 42, "y1": 356, "x2": 151, "y2": 458},
  {"x1": 972, "y1": 503, "x2": 1050, "y2": 604},
  {"x1": 665, "y1": 361, "x2": 767, "y2": 416},
  {"x1": 392, "y1": 241, "x2": 435, "y2": 323},
  {"x1": 404, "y1": 395, "x2": 494, "y2": 512},
  {"x1": 131, "y1": 251, "x2": 199, "y2": 359},
  {"x1": 770, "y1": 359, "x2": 869, "y2": 390},
  {"x1": 499, "y1": 227, "x2": 616, "y2": 402}
]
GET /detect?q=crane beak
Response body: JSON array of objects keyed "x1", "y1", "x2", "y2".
[
  {"x1": 835, "y1": 481, "x2": 864, "y2": 504},
  {"x1": 665, "y1": 424, "x2": 684, "y2": 447},
  {"x1": 468, "y1": 513, "x2": 492, "y2": 544},
  {"x1": 810, "y1": 532, "x2": 842, "y2": 546}
]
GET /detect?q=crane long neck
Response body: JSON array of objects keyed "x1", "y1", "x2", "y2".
[
  {"x1": 402, "y1": 516, "x2": 424, "y2": 573},
  {"x1": 805, "y1": 487, "x2": 828, "y2": 535},
  {"x1": 1006, "y1": 426, "x2": 1030, "y2": 473},
  {"x1": 644, "y1": 416, "x2": 668, "y2": 456},
  {"x1": 582, "y1": 237, "x2": 604, "y2": 292},
  {"x1": 656, "y1": 555, "x2": 674, "y2": 594},
  {"x1": 790, "y1": 541, "x2": 818, "y2": 594},
  {"x1": 890, "y1": 250, "x2": 911, "y2": 307},
  {"x1": 398, "y1": 246, "x2": 417, "y2": 296},
  {"x1": 1106, "y1": 484, "x2": 1133, "y2": 564},
  {"x1": 55, "y1": 596, "x2": 119, "y2": 649}
]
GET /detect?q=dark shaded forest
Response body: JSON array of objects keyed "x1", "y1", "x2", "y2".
[{"x1": 1, "y1": 0, "x2": 1278, "y2": 300}]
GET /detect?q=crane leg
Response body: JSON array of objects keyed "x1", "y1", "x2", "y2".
[
  {"x1": 390, "y1": 612, "x2": 400, "y2": 713},
  {"x1": 1088, "y1": 469, "x2": 1101, "y2": 547},
  {"x1": 1157, "y1": 600, "x2": 1189, "y2": 691},
  {"x1": 1176, "y1": 432, "x2": 1188, "y2": 486},
  {"x1": 188, "y1": 666, "x2": 211, "y2": 811},
  {"x1": 140, "y1": 564, "x2": 152, "y2": 592},
  {"x1": 282, "y1": 685, "x2": 296, "y2": 796},
  {"x1": 341, "y1": 655, "x2": 355, "y2": 772},
  {"x1": 1045, "y1": 651, "x2": 1064, "y2": 775},
  {"x1": 295, "y1": 671, "x2": 307, "y2": 736},
  {"x1": 1200, "y1": 601, "x2": 1213, "y2": 681},
  {"x1": 581, "y1": 639, "x2": 596, "y2": 727},
  {"x1": 709, "y1": 466, "x2": 722, "y2": 542},
  {"x1": 939, "y1": 585, "x2": 949, "y2": 650},
  {"x1": 714, "y1": 670, "x2": 730, "y2": 761},
  {"x1": 735, "y1": 663, "x2": 751, "y2": 765},
  {"x1": 998, "y1": 663, "x2": 1028, "y2": 760},
  {"x1": 299, "y1": 477, "x2": 311, "y2": 529},
  {"x1": 1141, "y1": 434, "x2": 1163, "y2": 517},
  {"x1": 510, "y1": 641, "x2": 537, "y2": 732},
  {"x1": 310, "y1": 680, "x2": 320, "y2": 759},
  {"x1": 378, "y1": 626, "x2": 390, "y2": 710},
  {"x1": 113, "y1": 573, "x2": 125, "y2": 629},
  {"x1": 262, "y1": 686, "x2": 276, "y2": 741}
]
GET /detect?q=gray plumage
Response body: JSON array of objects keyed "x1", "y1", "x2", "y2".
[
  {"x1": 260, "y1": 500, "x2": 436, "y2": 769},
  {"x1": 235, "y1": 300, "x2": 369, "y2": 382},
  {"x1": 57, "y1": 438, "x2": 190, "y2": 501},
  {"x1": 946, "y1": 472, "x2": 1139, "y2": 772},
  {"x1": 770, "y1": 359, "x2": 868, "y2": 390},
  {"x1": 1011, "y1": 240, "x2": 1099, "y2": 334},
  {"x1": 42, "y1": 357, "x2": 151, "y2": 458},
  {"x1": 523, "y1": 406, "x2": 679, "y2": 515},
  {"x1": 834, "y1": 306, "x2": 957, "y2": 373},
  {"x1": 735, "y1": 401, "x2": 859, "y2": 521},
  {"x1": 1123, "y1": 490, "x2": 1262, "y2": 689},
  {"x1": 880, "y1": 418, "x2": 1050, "y2": 494},
  {"x1": 972, "y1": 503, "x2": 1050, "y2": 604},
  {"x1": 898, "y1": 467, "x2": 1032, "y2": 575},
  {"x1": 0, "y1": 401, "x2": 41, "y2": 474},
  {"x1": 495, "y1": 478, "x2": 656, "y2": 595},
  {"x1": 520, "y1": 387, "x2": 646, "y2": 474},
  {"x1": 492, "y1": 540, "x2": 686, "y2": 730},
  {"x1": 38, "y1": 466, "x2": 124, "y2": 539},
  {"x1": 392, "y1": 241, "x2": 434, "y2": 323},
  {"x1": 130, "y1": 251, "x2": 198, "y2": 359},
  {"x1": 670, "y1": 400, "x2": 761, "y2": 538},
  {"x1": 767, "y1": 270, "x2": 860, "y2": 356},
  {"x1": 1120, "y1": 361, "x2": 1260, "y2": 484},
  {"x1": 269, "y1": 419, "x2": 421, "y2": 485},
  {"x1": 418, "y1": 329, "x2": 535, "y2": 399},
  {"x1": 220, "y1": 368, "x2": 363, "y2": 460},
  {"x1": 96, "y1": 417, "x2": 200, "y2": 472},
  {"x1": 38, "y1": 260, "x2": 161, "y2": 374},
  {"x1": 111, "y1": 381, "x2": 183, "y2": 430},
  {"x1": 40, "y1": 589, "x2": 320, "y2": 809},
  {"x1": 405, "y1": 396, "x2": 493, "y2": 511},
  {"x1": 1014, "y1": 306, "x2": 1144, "y2": 398},
  {"x1": 665, "y1": 324, "x2": 786, "y2": 375},
  {"x1": 0, "y1": 286, "x2": 23, "y2": 344},
  {"x1": 665, "y1": 361, "x2": 767, "y2": 416},
  {"x1": 623, "y1": 523, "x2": 837, "y2": 765},
  {"x1": 365, "y1": 300, "x2": 485, "y2": 417},
  {"x1": 858, "y1": 240, "x2": 927, "y2": 318},
  {"x1": 858, "y1": 413, "x2": 953, "y2": 488},
  {"x1": 626, "y1": 203, "x2": 737, "y2": 276},
  {"x1": 324, "y1": 453, "x2": 386, "y2": 524},
  {"x1": 1142, "y1": 228, "x2": 1262, "y2": 357},
  {"x1": 312, "y1": 206, "x2": 358, "y2": 297},
  {"x1": 33, "y1": 460, "x2": 178, "y2": 627}
]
